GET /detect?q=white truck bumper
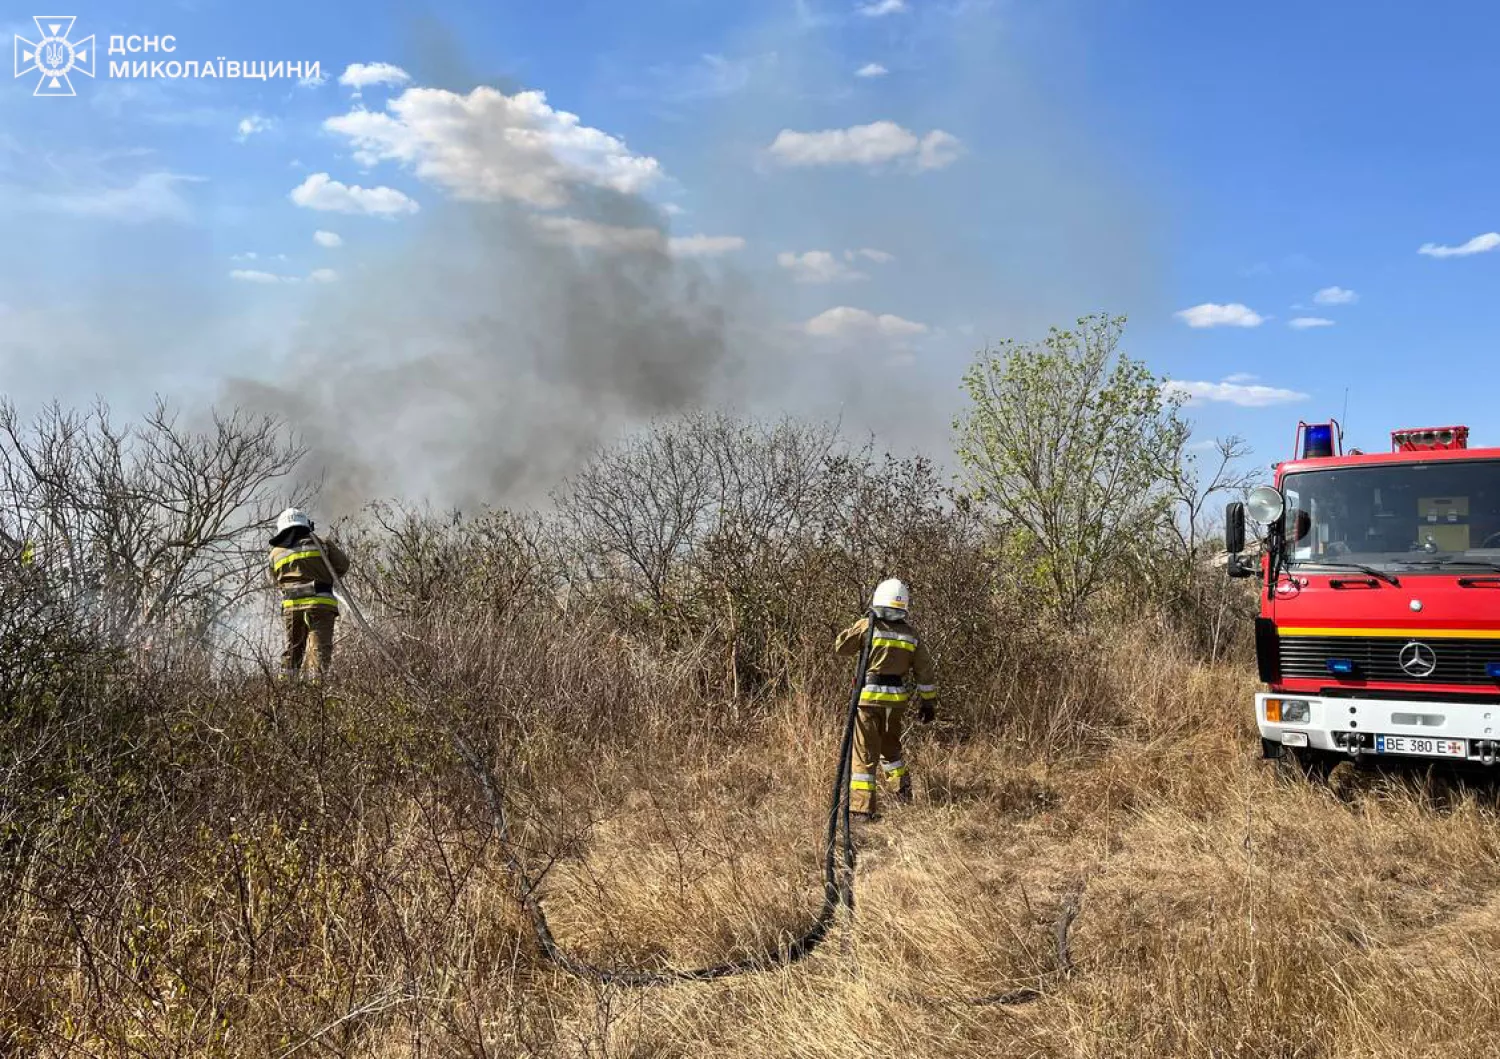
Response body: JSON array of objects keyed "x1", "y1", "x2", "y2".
[{"x1": 1256, "y1": 692, "x2": 1500, "y2": 763}]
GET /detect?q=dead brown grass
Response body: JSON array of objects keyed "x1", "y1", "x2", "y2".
[
  {"x1": 528, "y1": 676, "x2": 1500, "y2": 1059},
  {"x1": 10, "y1": 616, "x2": 1500, "y2": 1058}
]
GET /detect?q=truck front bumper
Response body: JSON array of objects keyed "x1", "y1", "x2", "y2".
[{"x1": 1256, "y1": 692, "x2": 1500, "y2": 763}]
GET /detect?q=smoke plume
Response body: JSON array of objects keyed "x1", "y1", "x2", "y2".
[{"x1": 225, "y1": 190, "x2": 761, "y2": 515}]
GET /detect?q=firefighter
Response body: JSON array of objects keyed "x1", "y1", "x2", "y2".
[
  {"x1": 268, "y1": 507, "x2": 350, "y2": 681},
  {"x1": 834, "y1": 578, "x2": 938, "y2": 820}
]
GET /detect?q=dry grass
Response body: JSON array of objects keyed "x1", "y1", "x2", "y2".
[
  {"x1": 9, "y1": 622, "x2": 1500, "y2": 1058},
  {"x1": 527, "y1": 683, "x2": 1500, "y2": 1059}
]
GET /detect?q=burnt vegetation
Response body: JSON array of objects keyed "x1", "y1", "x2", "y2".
[{"x1": 3, "y1": 317, "x2": 1490, "y2": 1057}]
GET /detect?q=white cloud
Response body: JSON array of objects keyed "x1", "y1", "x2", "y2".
[
  {"x1": 1164, "y1": 378, "x2": 1308, "y2": 407},
  {"x1": 660, "y1": 202, "x2": 686, "y2": 216},
  {"x1": 324, "y1": 86, "x2": 663, "y2": 209},
  {"x1": 667, "y1": 233, "x2": 745, "y2": 257},
  {"x1": 804, "y1": 306, "x2": 928, "y2": 339},
  {"x1": 1173, "y1": 303, "x2": 1265, "y2": 329},
  {"x1": 1288, "y1": 317, "x2": 1335, "y2": 330},
  {"x1": 855, "y1": 63, "x2": 889, "y2": 78},
  {"x1": 1312, "y1": 285, "x2": 1357, "y2": 305},
  {"x1": 780, "y1": 251, "x2": 868, "y2": 284},
  {"x1": 338, "y1": 62, "x2": 412, "y2": 91},
  {"x1": 779, "y1": 249, "x2": 894, "y2": 283},
  {"x1": 767, "y1": 121, "x2": 963, "y2": 171},
  {"x1": 313, "y1": 230, "x2": 343, "y2": 248},
  {"x1": 30, "y1": 171, "x2": 201, "y2": 223},
  {"x1": 916, "y1": 130, "x2": 963, "y2": 170},
  {"x1": 230, "y1": 267, "x2": 340, "y2": 284},
  {"x1": 298, "y1": 68, "x2": 328, "y2": 88},
  {"x1": 858, "y1": 0, "x2": 909, "y2": 15},
  {"x1": 289, "y1": 173, "x2": 419, "y2": 216},
  {"x1": 1418, "y1": 232, "x2": 1500, "y2": 258},
  {"x1": 231, "y1": 252, "x2": 258, "y2": 262},
  {"x1": 236, "y1": 115, "x2": 274, "y2": 141}
]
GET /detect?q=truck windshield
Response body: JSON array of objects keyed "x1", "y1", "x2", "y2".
[{"x1": 1280, "y1": 459, "x2": 1500, "y2": 571}]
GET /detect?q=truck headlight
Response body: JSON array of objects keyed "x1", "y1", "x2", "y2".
[{"x1": 1280, "y1": 700, "x2": 1310, "y2": 724}]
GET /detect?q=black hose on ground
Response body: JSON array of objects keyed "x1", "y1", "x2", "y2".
[
  {"x1": 305, "y1": 549, "x2": 1077, "y2": 997},
  {"x1": 316, "y1": 529, "x2": 873, "y2": 984},
  {"x1": 448, "y1": 615, "x2": 872, "y2": 984},
  {"x1": 838, "y1": 624, "x2": 861, "y2": 910}
]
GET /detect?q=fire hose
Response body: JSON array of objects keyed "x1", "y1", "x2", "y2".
[{"x1": 308, "y1": 536, "x2": 1077, "y2": 996}]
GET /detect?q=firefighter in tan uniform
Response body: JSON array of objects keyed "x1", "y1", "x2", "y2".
[
  {"x1": 268, "y1": 507, "x2": 350, "y2": 681},
  {"x1": 835, "y1": 578, "x2": 938, "y2": 819}
]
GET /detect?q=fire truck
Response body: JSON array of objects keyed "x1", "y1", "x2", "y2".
[{"x1": 1225, "y1": 422, "x2": 1500, "y2": 773}]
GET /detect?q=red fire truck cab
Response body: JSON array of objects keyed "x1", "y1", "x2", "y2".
[{"x1": 1225, "y1": 422, "x2": 1500, "y2": 770}]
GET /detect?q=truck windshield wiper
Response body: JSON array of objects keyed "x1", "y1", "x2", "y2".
[
  {"x1": 1290, "y1": 560, "x2": 1400, "y2": 586},
  {"x1": 1401, "y1": 558, "x2": 1500, "y2": 574}
]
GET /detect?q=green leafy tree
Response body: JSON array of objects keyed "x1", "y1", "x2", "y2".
[{"x1": 953, "y1": 313, "x2": 1186, "y2": 624}]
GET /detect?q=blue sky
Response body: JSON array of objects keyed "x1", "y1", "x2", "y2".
[{"x1": 2, "y1": 0, "x2": 1498, "y2": 502}]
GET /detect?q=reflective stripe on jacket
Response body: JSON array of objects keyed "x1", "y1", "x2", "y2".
[
  {"x1": 269, "y1": 533, "x2": 350, "y2": 612},
  {"x1": 281, "y1": 591, "x2": 339, "y2": 612},
  {"x1": 834, "y1": 615, "x2": 938, "y2": 703}
]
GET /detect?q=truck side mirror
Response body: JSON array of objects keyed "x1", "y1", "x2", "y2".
[
  {"x1": 1225, "y1": 501, "x2": 1254, "y2": 579},
  {"x1": 1225, "y1": 501, "x2": 1246, "y2": 555}
]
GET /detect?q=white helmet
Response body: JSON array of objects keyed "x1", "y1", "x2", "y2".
[
  {"x1": 272, "y1": 507, "x2": 313, "y2": 543},
  {"x1": 871, "y1": 578, "x2": 910, "y2": 620}
]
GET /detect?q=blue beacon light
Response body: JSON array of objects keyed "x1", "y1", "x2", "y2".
[{"x1": 1303, "y1": 423, "x2": 1335, "y2": 459}]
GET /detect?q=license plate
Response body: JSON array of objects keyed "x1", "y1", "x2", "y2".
[{"x1": 1374, "y1": 735, "x2": 1468, "y2": 758}]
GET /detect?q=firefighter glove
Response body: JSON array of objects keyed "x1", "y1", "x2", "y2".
[{"x1": 918, "y1": 701, "x2": 935, "y2": 724}]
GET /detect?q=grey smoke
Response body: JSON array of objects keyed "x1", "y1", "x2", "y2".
[
  {"x1": 224, "y1": 191, "x2": 761, "y2": 515},
  {"x1": 216, "y1": 12, "x2": 770, "y2": 516},
  {"x1": 220, "y1": 5, "x2": 1165, "y2": 516}
]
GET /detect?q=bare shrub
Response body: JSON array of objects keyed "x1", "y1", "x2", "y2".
[{"x1": 0, "y1": 397, "x2": 306, "y2": 651}]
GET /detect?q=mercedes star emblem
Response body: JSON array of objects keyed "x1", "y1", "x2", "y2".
[{"x1": 1398, "y1": 641, "x2": 1437, "y2": 678}]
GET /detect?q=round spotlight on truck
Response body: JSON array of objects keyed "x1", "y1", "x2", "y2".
[{"x1": 1246, "y1": 485, "x2": 1285, "y2": 524}]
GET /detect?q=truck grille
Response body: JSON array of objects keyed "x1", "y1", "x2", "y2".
[{"x1": 1279, "y1": 635, "x2": 1500, "y2": 686}]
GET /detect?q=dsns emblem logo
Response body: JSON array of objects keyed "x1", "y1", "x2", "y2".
[{"x1": 14, "y1": 16, "x2": 95, "y2": 96}]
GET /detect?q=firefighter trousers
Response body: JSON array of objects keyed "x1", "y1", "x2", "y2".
[
  {"x1": 850, "y1": 704, "x2": 910, "y2": 815},
  {"x1": 281, "y1": 607, "x2": 337, "y2": 680}
]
